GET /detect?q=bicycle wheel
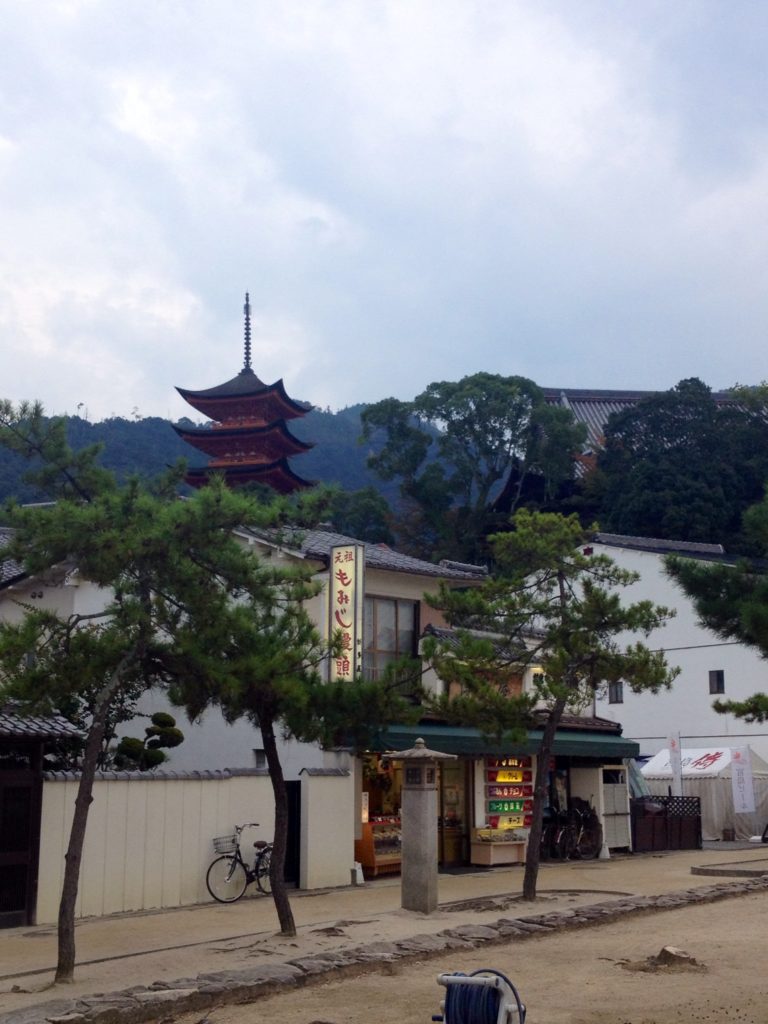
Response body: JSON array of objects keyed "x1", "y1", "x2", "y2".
[
  {"x1": 256, "y1": 848, "x2": 273, "y2": 894},
  {"x1": 206, "y1": 855, "x2": 249, "y2": 903},
  {"x1": 556, "y1": 825, "x2": 577, "y2": 860},
  {"x1": 576, "y1": 824, "x2": 602, "y2": 860}
]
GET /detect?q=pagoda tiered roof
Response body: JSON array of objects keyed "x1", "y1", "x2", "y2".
[
  {"x1": 175, "y1": 294, "x2": 313, "y2": 493},
  {"x1": 173, "y1": 420, "x2": 313, "y2": 462},
  {"x1": 176, "y1": 367, "x2": 311, "y2": 424},
  {"x1": 184, "y1": 458, "x2": 313, "y2": 494}
]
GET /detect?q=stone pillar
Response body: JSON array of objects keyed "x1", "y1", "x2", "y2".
[{"x1": 389, "y1": 738, "x2": 457, "y2": 914}]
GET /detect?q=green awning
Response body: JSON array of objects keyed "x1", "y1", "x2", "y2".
[{"x1": 371, "y1": 722, "x2": 639, "y2": 760}]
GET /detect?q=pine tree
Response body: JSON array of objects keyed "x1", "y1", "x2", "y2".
[
  {"x1": 667, "y1": 491, "x2": 768, "y2": 721},
  {"x1": 423, "y1": 509, "x2": 677, "y2": 899}
]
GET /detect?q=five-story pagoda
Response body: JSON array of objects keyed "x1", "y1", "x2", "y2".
[{"x1": 174, "y1": 295, "x2": 314, "y2": 492}]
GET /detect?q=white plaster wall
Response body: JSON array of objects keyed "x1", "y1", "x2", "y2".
[
  {"x1": 0, "y1": 573, "x2": 109, "y2": 623},
  {"x1": 569, "y1": 766, "x2": 602, "y2": 809},
  {"x1": 299, "y1": 771, "x2": 356, "y2": 889},
  {"x1": 126, "y1": 689, "x2": 331, "y2": 775},
  {"x1": 37, "y1": 772, "x2": 275, "y2": 924},
  {"x1": 592, "y1": 545, "x2": 768, "y2": 759}
]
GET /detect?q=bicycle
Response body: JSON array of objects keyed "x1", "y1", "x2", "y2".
[
  {"x1": 569, "y1": 801, "x2": 602, "y2": 859},
  {"x1": 558, "y1": 799, "x2": 602, "y2": 860},
  {"x1": 206, "y1": 822, "x2": 273, "y2": 903},
  {"x1": 543, "y1": 800, "x2": 602, "y2": 860}
]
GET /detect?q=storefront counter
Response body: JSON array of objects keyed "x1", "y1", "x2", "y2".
[{"x1": 470, "y1": 835, "x2": 526, "y2": 866}]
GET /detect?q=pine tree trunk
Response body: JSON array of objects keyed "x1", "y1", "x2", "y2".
[
  {"x1": 54, "y1": 700, "x2": 110, "y2": 982},
  {"x1": 522, "y1": 694, "x2": 568, "y2": 901},
  {"x1": 523, "y1": 567, "x2": 571, "y2": 901},
  {"x1": 260, "y1": 716, "x2": 296, "y2": 937}
]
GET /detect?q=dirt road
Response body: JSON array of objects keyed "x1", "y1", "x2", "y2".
[{"x1": 176, "y1": 888, "x2": 766, "y2": 1024}]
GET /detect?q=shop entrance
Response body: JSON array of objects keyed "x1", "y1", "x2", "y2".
[
  {"x1": 357, "y1": 753, "x2": 473, "y2": 875},
  {"x1": 438, "y1": 758, "x2": 470, "y2": 867}
]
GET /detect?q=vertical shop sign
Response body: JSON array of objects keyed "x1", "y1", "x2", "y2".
[
  {"x1": 329, "y1": 544, "x2": 365, "y2": 681},
  {"x1": 731, "y1": 746, "x2": 756, "y2": 814}
]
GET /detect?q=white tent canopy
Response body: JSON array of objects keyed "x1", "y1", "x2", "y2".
[{"x1": 641, "y1": 746, "x2": 768, "y2": 840}]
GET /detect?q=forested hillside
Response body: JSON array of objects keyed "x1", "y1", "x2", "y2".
[{"x1": 0, "y1": 404, "x2": 384, "y2": 505}]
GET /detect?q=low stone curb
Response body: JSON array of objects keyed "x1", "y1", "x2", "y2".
[{"x1": 5, "y1": 875, "x2": 768, "y2": 1024}]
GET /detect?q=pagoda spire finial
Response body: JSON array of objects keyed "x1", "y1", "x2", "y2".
[{"x1": 243, "y1": 292, "x2": 252, "y2": 371}]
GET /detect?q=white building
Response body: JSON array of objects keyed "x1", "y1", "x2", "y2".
[{"x1": 592, "y1": 533, "x2": 768, "y2": 760}]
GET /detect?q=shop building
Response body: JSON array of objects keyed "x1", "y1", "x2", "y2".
[{"x1": 355, "y1": 717, "x2": 637, "y2": 877}]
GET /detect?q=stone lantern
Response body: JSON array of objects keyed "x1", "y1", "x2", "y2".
[{"x1": 388, "y1": 737, "x2": 457, "y2": 913}]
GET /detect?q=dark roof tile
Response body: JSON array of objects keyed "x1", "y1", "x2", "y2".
[
  {"x1": 0, "y1": 705, "x2": 84, "y2": 740},
  {"x1": 297, "y1": 529, "x2": 488, "y2": 579},
  {"x1": 594, "y1": 532, "x2": 725, "y2": 556}
]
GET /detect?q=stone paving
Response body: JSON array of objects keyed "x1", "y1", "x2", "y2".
[{"x1": 4, "y1": 873, "x2": 768, "y2": 1024}]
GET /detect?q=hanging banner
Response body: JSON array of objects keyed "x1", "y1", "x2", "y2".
[
  {"x1": 731, "y1": 746, "x2": 756, "y2": 814},
  {"x1": 329, "y1": 544, "x2": 365, "y2": 681},
  {"x1": 668, "y1": 733, "x2": 683, "y2": 797}
]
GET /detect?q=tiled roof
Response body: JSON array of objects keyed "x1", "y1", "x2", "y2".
[
  {"x1": 593, "y1": 532, "x2": 725, "y2": 557},
  {"x1": 0, "y1": 528, "x2": 24, "y2": 587},
  {"x1": 542, "y1": 387, "x2": 736, "y2": 450},
  {"x1": 544, "y1": 712, "x2": 623, "y2": 735},
  {"x1": 296, "y1": 529, "x2": 488, "y2": 580},
  {"x1": 421, "y1": 623, "x2": 531, "y2": 658},
  {"x1": 0, "y1": 705, "x2": 84, "y2": 740}
]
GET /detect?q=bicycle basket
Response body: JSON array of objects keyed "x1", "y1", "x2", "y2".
[{"x1": 212, "y1": 835, "x2": 237, "y2": 854}]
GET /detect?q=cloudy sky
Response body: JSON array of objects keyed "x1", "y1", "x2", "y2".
[{"x1": 1, "y1": 1, "x2": 766, "y2": 422}]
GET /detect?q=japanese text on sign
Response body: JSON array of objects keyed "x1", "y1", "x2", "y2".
[{"x1": 329, "y1": 544, "x2": 365, "y2": 681}]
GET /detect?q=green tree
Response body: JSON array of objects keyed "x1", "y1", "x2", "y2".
[
  {"x1": 423, "y1": 509, "x2": 677, "y2": 900},
  {"x1": 168, "y1": 558, "x2": 419, "y2": 935},
  {"x1": 666, "y1": 490, "x2": 768, "y2": 721},
  {"x1": 330, "y1": 486, "x2": 394, "y2": 544},
  {"x1": 0, "y1": 401, "x2": 307, "y2": 979},
  {"x1": 361, "y1": 374, "x2": 585, "y2": 563},
  {"x1": 595, "y1": 378, "x2": 768, "y2": 551},
  {"x1": 113, "y1": 711, "x2": 184, "y2": 770}
]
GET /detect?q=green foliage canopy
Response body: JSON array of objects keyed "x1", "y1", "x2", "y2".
[
  {"x1": 595, "y1": 378, "x2": 768, "y2": 552},
  {"x1": 361, "y1": 373, "x2": 586, "y2": 562}
]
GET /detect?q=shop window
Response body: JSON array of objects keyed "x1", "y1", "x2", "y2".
[
  {"x1": 363, "y1": 597, "x2": 418, "y2": 681},
  {"x1": 709, "y1": 670, "x2": 725, "y2": 695},
  {"x1": 608, "y1": 680, "x2": 624, "y2": 704}
]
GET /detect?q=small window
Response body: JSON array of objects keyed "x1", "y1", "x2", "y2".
[
  {"x1": 608, "y1": 680, "x2": 624, "y2": 704},
  {"x1": 363, "y1": 596, "x2": 418, "y2": 681},
  {"x1": 253, "y1": 748, "x2": 266, "y2": 769},
  {"x1": 709, "y1": 670, "x2": 725, "y2": 695}
]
